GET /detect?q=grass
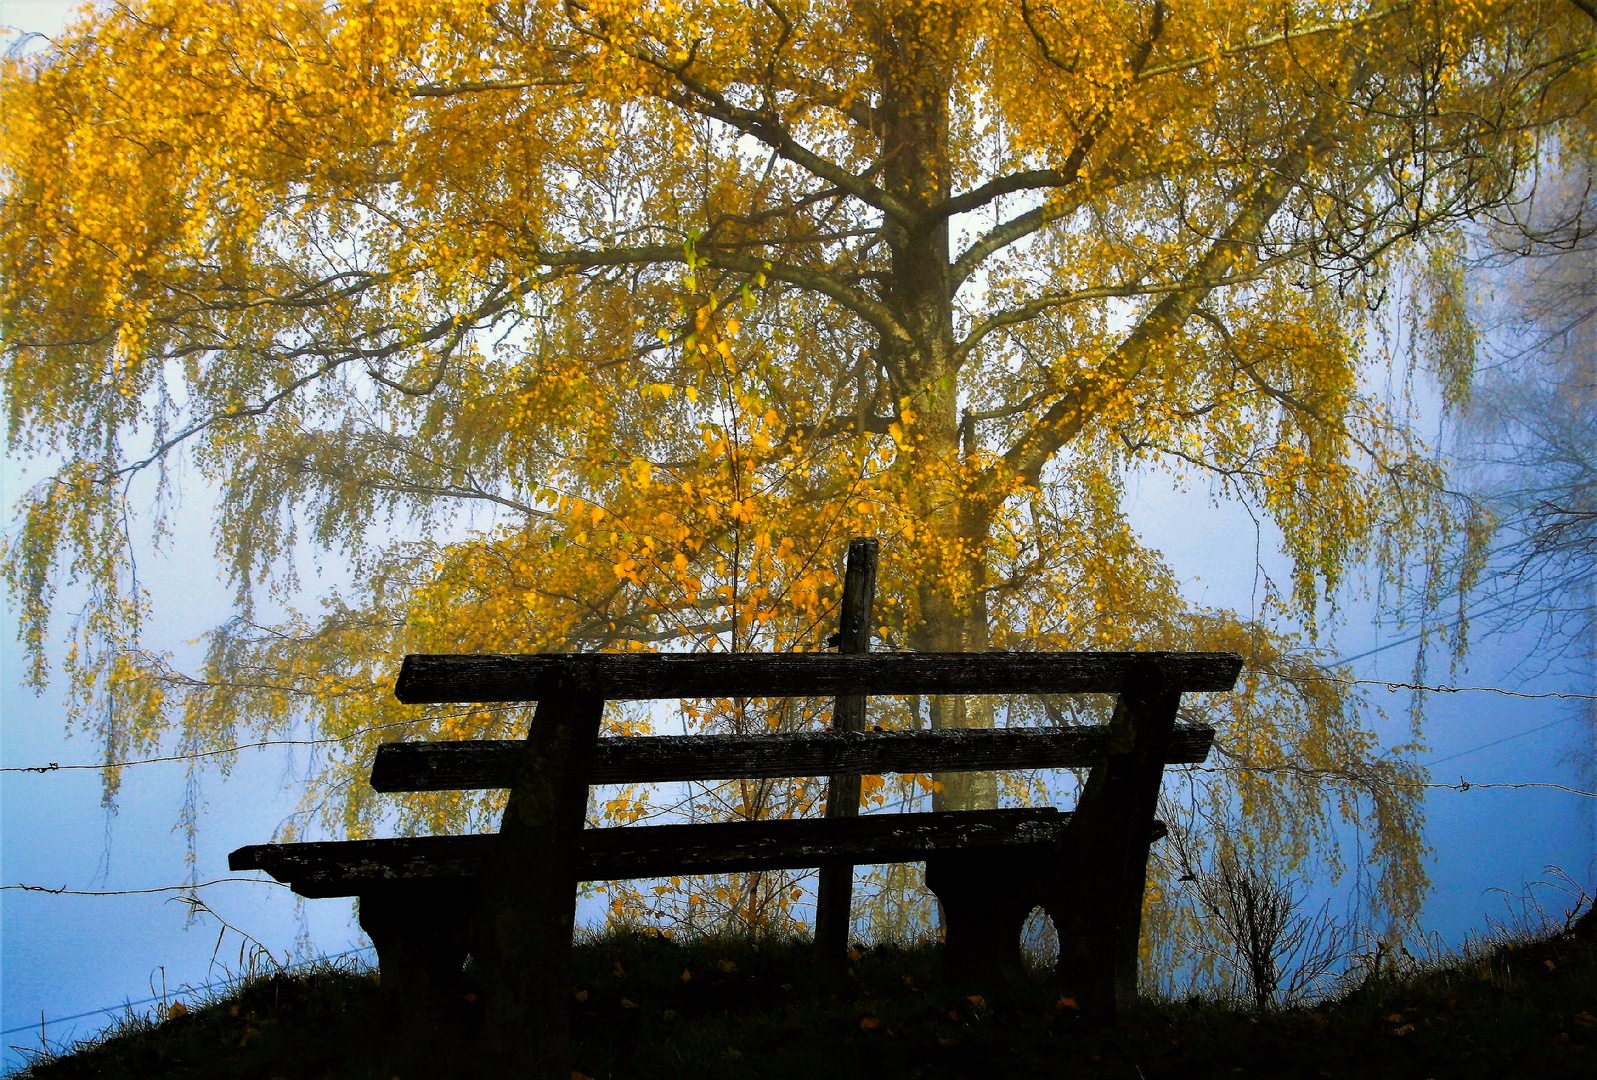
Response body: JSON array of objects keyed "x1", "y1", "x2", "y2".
[{"x1": 12, "y1": 921, "x2": 1596, "y2": 1079}]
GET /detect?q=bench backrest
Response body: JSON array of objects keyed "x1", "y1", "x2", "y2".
[{"x1": 375, "y1": 650, "x2": 1239, "y2": 795}]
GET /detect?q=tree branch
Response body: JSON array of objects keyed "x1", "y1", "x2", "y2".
[
  {"x1": 706, "y1": 250, "x2": 912, "y2": 347},
  {"x1": 568, "y1": 15, "x2": 913, "y2": 222},
  {"x1": 942, "y1": 3, "x2": 1167, "y2": 275},
  {"x1": 992, "y1": 133, "x2": 1329, "y2": 490},
  {"x1": 1135, "y1": 4, "x2": 1407, "y2": 83}
]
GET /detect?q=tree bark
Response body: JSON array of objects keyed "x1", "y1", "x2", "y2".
[{"x1": 864, "y1": 7, "x2": 1001, "y2": 812}]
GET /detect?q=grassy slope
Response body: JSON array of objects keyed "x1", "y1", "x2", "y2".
[{"x1": 14, "y1": 924, "x2": 1596, "y2": 1079}]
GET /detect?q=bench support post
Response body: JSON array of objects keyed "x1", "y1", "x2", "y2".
[
  {"x1": 475, "y1": 692, "x2": 605, "y2": 1076},
  {"x1": 359, "y1": 881, "x2": 476, "y2": 1057},
  {"x1": 1049, "y1": 659, "x2": 1180, "y2": 1017},
  {"x1": 925, "y1": 848, "x2": 1048, "y2": 985}
]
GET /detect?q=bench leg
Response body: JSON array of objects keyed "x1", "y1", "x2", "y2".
[
  {"x1": 926, "y1": 849, "x2": 1047, "y2": 987},
  {"x1": 359, "y1": 882, "x2": 475, "y2": 1052},
  {"x1": 476, "y1": 693, "x2": 605, "y2": 1076},
  {"x1": 1048, "y1": 660, "x2": 1181, "y2": 1017}
]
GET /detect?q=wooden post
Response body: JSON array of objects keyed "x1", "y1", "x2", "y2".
[
  {"x1": 813, "y1": 537, "x2": 878, "y2": 964},
  {"x1": 475, "y1": 692, "x2": 604, "y2": 1077},
  {"x1": 924, "y1": 846, "x2": 1048, "y2": 985},
  {"x1": 1048, "y1": 659, "x2": 1181, "y2": 1017},
  {"x1": 358, "y1": 880, "x2": 476, "y2": 1062}
]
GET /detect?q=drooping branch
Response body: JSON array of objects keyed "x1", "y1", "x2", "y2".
[
  {"x1": 1134, "y1": 3, "x2": 1409, "y2": 83},
  {"x1": 943, "y1": 2, "x2": 1167, "y2": 279},
  {"x1": 563, "y1": 12, "x2": 914, "y2": 224},
  {"x1": 954, "y1": 246, "x2": 1316, "y2": 366},
  {"x1": 993, "y1": 131, "x2": 1331, "y2": 490}
]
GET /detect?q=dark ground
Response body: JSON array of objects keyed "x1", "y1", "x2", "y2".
[{"x1": 12, "y1": 921, "x2": 1596, "y2": 1079}]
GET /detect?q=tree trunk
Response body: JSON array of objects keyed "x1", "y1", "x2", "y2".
[{"x1": 867, "y1": 7, "x2": 1000, "y2": 813}]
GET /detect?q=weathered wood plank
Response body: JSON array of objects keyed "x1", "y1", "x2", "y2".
[
  {"x1": 393, "y1": 651, "x2": 1243, "y2": 704},
  {"x1": 368, "y1": 724, "x2": 1216, "y2": 791},
  {"x1": 231, "y1": 808, "x2": 1172, "y2": 898},
  {"x1": 231, "y1": 833, "x2": 498, "y2": 897}
]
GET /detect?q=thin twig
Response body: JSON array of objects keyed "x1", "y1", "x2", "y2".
[{"x1": 1, "y1": 877, "x2": 290, "y2": 896}]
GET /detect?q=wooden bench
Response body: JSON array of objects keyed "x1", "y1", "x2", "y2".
[{"x1": 231, "y1": 648, "x2": 1239, "y2": 1072}]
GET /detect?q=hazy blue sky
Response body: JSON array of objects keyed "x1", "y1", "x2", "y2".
[{"x1": 2, "y1": 1, "x2": 1592, "y2": 1070}]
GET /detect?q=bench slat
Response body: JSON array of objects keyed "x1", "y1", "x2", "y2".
[
  {"x1": 394, "y1": 651, "x2": 1243, "y2": 704},
  {"x1": 231, "y1": 808, "x2": 1166, "y2": 898},
  {"x1": 369, "y1": 724, "x2": 1216, "y2": 791}
]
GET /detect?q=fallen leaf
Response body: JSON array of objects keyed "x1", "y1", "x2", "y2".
[
  {"x1": 718, "y1": 959, "x2": 737, "y2": 973},
  {"x1": 1393, "y1": 1024, "x2": 1415, "y2": 1036},
  {"x1": 1545, "y1": 960, "x2": 1557, "y2": 971},
  {"x1": 966, "y1": 995, "x2": 987, "y2": 1011},
  {"x1": 167, "y1": 1001, "x2": 187, "y2": 1020},
  {"x1": 464, "y1": 992, "x2": 477, "y2": 1003},
  {"x1": 1386, "y1": 1013, "x2": 1405, "y2": 1022},
  {"x1": 1056, "y1": 996, "x2": 1079, "y2": 1011},
  {"x1": 860, "y1": 1017, "x2": 882, "y2": 1029},
  {"x1": 620, "y1": 998, "x2": 639, "y2": 1009},
  {"x1": 847, "y1": 949, "x2": 862, "y2": 961},
  {"x1": 680, "y1": 970, "x2": 692, "y2": 982},
  {"x1": 573, "y1": 990, "x2": 588, "y2": 1002},
  {"x1": 726, "y1": 1048, "x2": 743, "y2": 1059},
  {"x1": 1575, "y1": 1012, "x2": 1597, "y2": 1028},
  {"x1": 572, "y1": 1072, "x2": 594, "y2": 1080}
]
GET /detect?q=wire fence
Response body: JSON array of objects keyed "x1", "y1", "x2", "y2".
[
  {"x1": 4, "y1": 662, "x2": 1589, "y2": 1048},
  {"x1": 0, "y1": 877, "x2": 290, "y2": 897},
  {"x1": 0, "y1": 702, "x2": 535, "y2": 775},
  {"x1": 0, "y1": 945, "x2": 376, "y2": 1040},
  {"x1": 1, "y1": 674, "x2": 1589, "y2": 777}
]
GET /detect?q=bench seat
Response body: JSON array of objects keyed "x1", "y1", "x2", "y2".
[{"x1": 230, "y1": 807, "x2": 1168, "y2": 898}]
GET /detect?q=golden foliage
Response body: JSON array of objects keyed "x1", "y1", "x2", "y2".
[{"x1": 3, "y1": 0, "x2": 1591, "y2": 950}]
